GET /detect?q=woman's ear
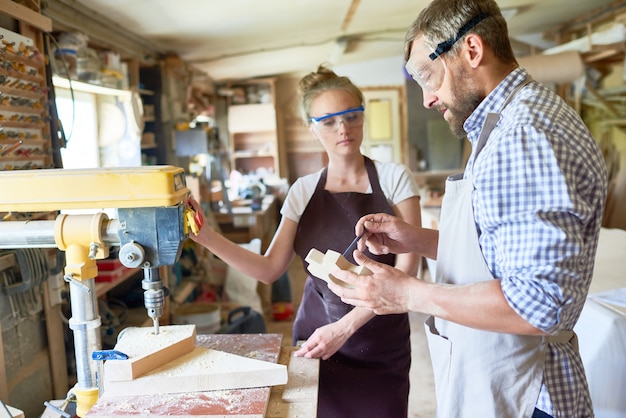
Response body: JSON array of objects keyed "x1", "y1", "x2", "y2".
[{"x1": 309, "y1": 124, "x2": 320, "y2": 141}]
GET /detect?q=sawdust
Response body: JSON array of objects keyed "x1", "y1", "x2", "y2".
[
  {"x1": 88, "y1": 389, "x2": 269, "y2": 416},
  {"x1": 114, "y1": 325, "x2": 194, "y2": 357}
]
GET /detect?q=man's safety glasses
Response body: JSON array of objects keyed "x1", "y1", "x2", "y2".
[
  {"x1": 309, "y1": 106, "x2": 365, "y2": 133},
  {"x1": 405, "y1": 52, "x2": 448, "y2": 93},
  {"x1": 405, "y1": 13, "x2": 490, "y2": 93}
]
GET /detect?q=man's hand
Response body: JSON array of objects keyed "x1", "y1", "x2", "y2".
[
  {"x1": 329, "y1": 250, "x2": 420, "y2": 315},
  {"x1": 356, "y1": 213, "x2": 421, "y2": 255},
  {"x1": 356, "y1": 213, "x2": 438, "y2": 261}
]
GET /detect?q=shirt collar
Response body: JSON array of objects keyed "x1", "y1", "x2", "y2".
[{"x1": 464, "y1": 67, "x2": 529, "y2": 143}]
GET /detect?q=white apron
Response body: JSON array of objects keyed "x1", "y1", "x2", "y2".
[{"x1": 426, "y1": 77, "x2": 576, "y2": 418}]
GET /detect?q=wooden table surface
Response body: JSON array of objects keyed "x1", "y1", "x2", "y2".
[{"x1": 85, "y1": 333, "x2": 318, "y2": 418}]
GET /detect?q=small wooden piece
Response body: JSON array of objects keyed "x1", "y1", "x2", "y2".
[
  {"x1": 102, "y1": 346, "x2": 288, "y2": 398},
  {"x1": 305, "y1": 248, "x2": 371, "y2": 288},
  {"x1": 2, "y1": 405, "x2": 24, "y2": 418},
  {"x1": 104, "y1": 324, "x2": 196, "y2": 381}
]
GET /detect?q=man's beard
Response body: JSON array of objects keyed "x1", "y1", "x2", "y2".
[{"x1": 440, "y1": 69, "x2": 484, "y2": 138}]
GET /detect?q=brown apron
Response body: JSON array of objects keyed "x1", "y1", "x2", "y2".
[{"x1": 293, "y1": 157, "x2": 411, "y2": 418}]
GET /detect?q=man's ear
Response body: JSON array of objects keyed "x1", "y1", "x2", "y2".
[{"x1": 462, "y1": 33, "x2": 484, "y2": 69}]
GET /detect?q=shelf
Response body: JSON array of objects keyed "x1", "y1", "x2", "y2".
[
  {"x1": 0, "y1": 67, "x2": 43, "y2": 84},
  {"x1": 0, "y1": 85, "x2": 46, "y2": 100},
  {"x1": 0, "y1": 0, "x2": 52, "y2": 31},
  {"x1": 52, "y1": 75, "x2": 132, "y2": 97},
  {"x1": 0, "y1": 105, "x2": 46, "y2": 115},
  {"x1": 95, "y1": 267, "x2": 141, "y2": 298}
]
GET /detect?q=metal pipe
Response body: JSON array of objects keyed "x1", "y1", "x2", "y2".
[
  {"x1": 68, "y1": 276, "x2": 101, "y2": 389},
  {"x1": 0, "y1": 220, "x2": 57, "y2": 248},
  {"x1": 0, "y1": 218, "x2": 121, "y2": 249}
]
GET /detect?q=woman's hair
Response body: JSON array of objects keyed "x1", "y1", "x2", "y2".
[
  {"x1": 297, "y1": 64, "x2": 364, "y2": 124},
  {"x1": 404, "y1": 0, "x2": 516, "y2": 65}
]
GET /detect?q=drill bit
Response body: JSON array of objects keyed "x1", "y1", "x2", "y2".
[{"x1": 153, "y1": 317, "x2": 160, "y2": 335}]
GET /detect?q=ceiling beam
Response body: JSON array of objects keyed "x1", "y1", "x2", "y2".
[{"x1": 341, "y1": 0, "x2": 361, "y2": 32}]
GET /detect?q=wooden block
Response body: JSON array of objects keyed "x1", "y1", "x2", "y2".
[
  {"x1": 104, "y1": 324, "x2": 196, "y2": 381},
  {"x1": 280, "y1": 350, "x2": 319, "y2": 403},
  {"x1": 102, "y1": 346, "x2": 288, "y2": 398},
  {"x1": 305, "y1": 248, "x2": 371, "y2": 288},
  {"x1": 2, "y1": 405, "x2": 24, "y2": 418}
]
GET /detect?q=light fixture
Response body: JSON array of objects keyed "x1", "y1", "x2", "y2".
[{"x1": 328, "y1": 36, "x2": 349, "y2": 65}]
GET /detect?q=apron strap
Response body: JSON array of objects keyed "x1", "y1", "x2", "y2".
[{"x1": 544, "y1": 330, "x2": 579, "y2": 351}]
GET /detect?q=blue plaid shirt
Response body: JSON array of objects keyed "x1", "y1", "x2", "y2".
[{"x1": 464, "y1": 68, "x2": 607, "y2": 417}]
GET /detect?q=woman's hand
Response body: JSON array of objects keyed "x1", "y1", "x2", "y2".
[
  {"x1": 185, "y1": 196, "x2": 214, "y2": 246},
  {"x1": 294, "y1": 321, "x2": 353, "y2": 360}
]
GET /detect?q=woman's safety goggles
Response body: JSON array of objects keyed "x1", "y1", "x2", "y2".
[{"x1": 309, "y1": 106, "x2": 364, "y2": 134}]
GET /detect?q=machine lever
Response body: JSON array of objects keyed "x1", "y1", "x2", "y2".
[{"x1": 63, "y1": 274, "x2": 91, "y2": 293}]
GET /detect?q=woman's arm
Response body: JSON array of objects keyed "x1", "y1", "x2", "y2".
[{"x1": 188, "y1": 197, "x2": 297, "y2": 284}]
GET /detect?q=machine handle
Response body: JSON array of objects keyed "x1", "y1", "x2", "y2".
[
  {"x1": 184, "y1": 205, "x2": 204, "y2": 235},
  {"x1": 91, "y1": 350, "x2": 129, "y2": 361}
]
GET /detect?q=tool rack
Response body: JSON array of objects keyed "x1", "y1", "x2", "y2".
[{"x1": 0, "y1": 27, "x2": 52, "y2": 171}]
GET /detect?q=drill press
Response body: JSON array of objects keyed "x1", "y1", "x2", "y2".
[{"x1": 0, "y1": 165, "x2": 195, "y2": 416}]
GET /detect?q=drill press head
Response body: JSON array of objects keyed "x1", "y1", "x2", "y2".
[{"x1": 116, "y1": 205, "x2": 187, "y2": 334}]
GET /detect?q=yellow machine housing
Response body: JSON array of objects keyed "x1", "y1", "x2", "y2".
[{"x1": 0, "y1": 165, "x2": 188, "y2": 212}]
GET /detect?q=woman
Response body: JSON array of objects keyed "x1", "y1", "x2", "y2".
[{"x1": 188, "y1": 64, "x2": 421, "y2": 417}]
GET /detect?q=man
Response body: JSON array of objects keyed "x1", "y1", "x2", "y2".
[{"x1": 329, "y1": 0, "x2": 608, "y2": 417}]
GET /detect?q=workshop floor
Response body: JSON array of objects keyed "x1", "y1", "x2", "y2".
[{"x1": 265, "y1": 258, "x2": 437, "y2": 417}]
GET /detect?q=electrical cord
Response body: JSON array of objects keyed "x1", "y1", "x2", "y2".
[{"x1": 44, "y1": 32, "x2": 74, "y2": 145}]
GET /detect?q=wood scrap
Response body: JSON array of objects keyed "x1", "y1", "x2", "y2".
[
  {"x1": 102, "y1": 346, "x2": 287, "y2": 398},
  {"x1": 104, "y1": 324, "x2": 196, "y2": 381},
  {"x1": 305, "y1": 248, "x2": 371, "y2": 288}
]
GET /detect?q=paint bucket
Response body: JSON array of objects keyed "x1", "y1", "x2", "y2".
[{"x1": 171, "y1": 303, "x2": 221, "y2": 334}]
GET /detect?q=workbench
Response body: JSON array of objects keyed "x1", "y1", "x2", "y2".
[
  {"x1": 213, "y1": 195, "x2": 279, "y2": 253},
  {"x1": 84, "y1": 333, "x2": 318, "y2": 418}
]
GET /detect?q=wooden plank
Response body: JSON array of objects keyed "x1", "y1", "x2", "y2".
[
  {"x1": 104, "y1": 325, "x2": 196, "y2": 381},
  {"x1": 266, "y1": 344, "x2": 318, "y2": 418},
  {"x1": 279, "y1": 349, "x2": 319, "y2": 403},
  {"x1": 101, "y1": 346, "x2": 287, "y2": 398},
  {"x1": 0, "y1": 0, "x2": 52, "y2": 32}
]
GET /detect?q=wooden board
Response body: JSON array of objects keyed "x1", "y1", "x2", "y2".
[
  {"x1": 266, "y1": 345, "x2": 319, "y2": 417},
  {"x1": 104, "y1": 324, "x2": 196, "y2": 381},
  {"x1": 102, "y1": 345, "x2": 287, "y2": 398},
  {"x1": 305, "y1": 248, "x2": 371, "y2": 288},
  {"x1": 86, "y1": 334, "x2": 286, "y2": 418}
]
